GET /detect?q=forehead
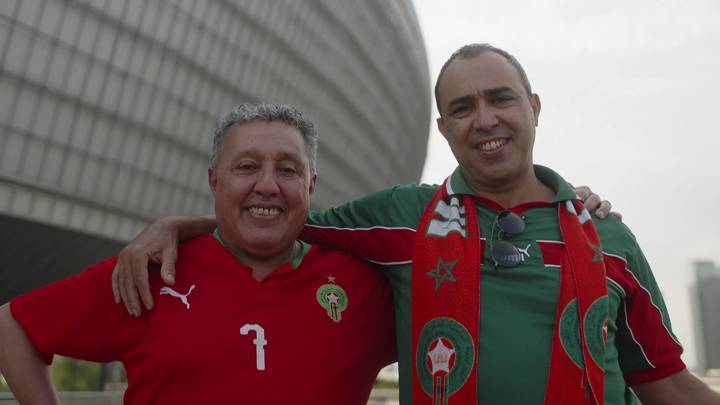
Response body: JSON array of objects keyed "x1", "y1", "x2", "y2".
[
  {"x1": 437, "y1": 52, "x2": 525, "y2": 106},
  {"x1": 221, "y1": 121, "x2": 309, "y2": 162}
]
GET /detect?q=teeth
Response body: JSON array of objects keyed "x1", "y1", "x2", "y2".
[
  {"x1": 479, "y1": 139, "x2": 505, "y2": 151},
  {"x1": 248, "y1": 207, "x2": 281, "y2": 217}
]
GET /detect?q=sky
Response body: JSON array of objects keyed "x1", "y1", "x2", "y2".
[{"x1": 413, "y1": 0, "x2": 720, "y2": 369}]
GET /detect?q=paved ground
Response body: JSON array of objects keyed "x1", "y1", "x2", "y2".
[{"x1": 1, "y1": 374, "x2": 717, "y2": 404}]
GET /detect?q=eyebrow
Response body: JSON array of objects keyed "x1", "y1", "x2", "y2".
[
  {"x1": 447, "y1": 94, "x2": 475, "y2": 112},
  {"x1": 274, "y1": 151, "x2": 305, "y2": 165},
  {"x1": 230, "y1": 149, "x2": 305, "y2": 165},
  {"x1": 446, "y1": 86, "x2": 518, "y2": 112},
  {"x1": 484, "y1": 86, "x2": 516, "y2": 97}
]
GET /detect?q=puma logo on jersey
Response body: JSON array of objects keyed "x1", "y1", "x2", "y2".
[
  {"x1": 427, "y1": 197, "x2": 468, "y2": 238},
  {"x1": 160, "y1": 285, "x2": 196, "y2": 309},
  {"x1": 518, "y1": 243, "x2": 532, "y2": 260}
]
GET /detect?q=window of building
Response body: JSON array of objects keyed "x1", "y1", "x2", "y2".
[
  {"x1": 47, "y1": 45, "x2": 72, "y2": 92},
  {"x1": 29, "y1": 192, "x2": 53, "y2": 222},
  {"x1": 9, "y1": 186, "x2": 33, "y2": 217},
  {"x1": 19, "y1": 138, "x2": 46, "y2": 180},
  {"x1": 69, "y1": 108, "x2": 93, "y2": 152},
  {"x1": 1, "y1": 130, "x2": 25, "y2": 174},
  {"x1": 66, "y1": 56, "x2": 89, "y2": 97},
  {"x1": 76, "y1": 14, "x2": 100, "y2": 55},
  {"x1": 78, "y1": 155, "x2": 100, "y2": 198},
  {"x1": 26, "y1": 35, "x2": 52, "y2": 82},
  {"x1": 5, "y1": 25, "x2": 32, "y2": 73},
  {"x1": 84, "y1": 63, "x2": 107, "y2": 106},
  {"x1": 95, "y1": 23, "x2": 117, "y2": 64},
  {"x1": 0, "y1": 0, "x2": 20, "y2": 20},
  {"x1": 16, "y1": 0, "x2": 42, "y2": 27},
  {"x1": 60, "y1": 149, "x2": 84, "y2": 191},
  {"x1": 12, "y1": 86, "x2": 39, "y2": 132},
  {"x1": 57, "y1": 3, "x2": 81, "y2": 46},
  {"x1": 88, "y1": 116, "x2": 110, "y2": 156},
  {"x1": 38, "y1": 142, "x2": 63, "y2": 185}
]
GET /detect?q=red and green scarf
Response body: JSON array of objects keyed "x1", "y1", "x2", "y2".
[{"x1": 411, "y1": 181, "x2": 608, "y2": 405}]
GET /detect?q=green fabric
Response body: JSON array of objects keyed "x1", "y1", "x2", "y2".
[
  {"x1": 212, "y1": 228, "x2": 310, "y2": 269},
  {"x1": 306, "y1": 165, "x2": 679, "y2": 405}
]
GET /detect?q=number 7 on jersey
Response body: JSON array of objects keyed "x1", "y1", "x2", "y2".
[{"x1": 240, "y1": 323, "x2": 267, "y2": 371}]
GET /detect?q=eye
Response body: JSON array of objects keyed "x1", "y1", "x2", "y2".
[
  {"x1": 450, "y1": 105, "x2": 471, "y2": 117},
  {"x1": 233, "y1": 161, "x2": 257, "y2": 173},
  {"x1": 278, "y1": 165, "x2": 299, "y2": 177},
  {"x1": 492, "y1": 94, "x2": 515, "y2": 106}
]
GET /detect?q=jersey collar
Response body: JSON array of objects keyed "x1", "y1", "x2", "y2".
[
  {"x1": 213, "y1": 229, "x2": 311, "y2": 270},
  {"x1": 445, "y1": 164, "x2": 578, "y2": 203}
]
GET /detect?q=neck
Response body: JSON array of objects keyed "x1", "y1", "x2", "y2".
[
  {"x1": 465, "y1": 166, "x2": 555, "y2": 208},
  {"x1": 217, "y1": 233, "x2": 299, "y2": 281}
]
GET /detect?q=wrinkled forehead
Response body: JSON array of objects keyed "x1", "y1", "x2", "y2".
[
  {"x1": 437, "y1": 52, "x2": 526, "y2": 107},
  {"x1": 223, "y1": 121, "x2": 309, "y2": 162}
]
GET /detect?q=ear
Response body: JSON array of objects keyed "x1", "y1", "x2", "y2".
[
  {"x1": 436, "y1": 116, "x2": 449, "y2": 140},
  {"x1": 530, "y1": 93, "x2": 541, "y2": 126},
  {"x1": 308, "y1": 174, "x2": 317, "y2": 195},
  {"x1": 208, "y1": 168, "x2": 218, "y2": 195}
]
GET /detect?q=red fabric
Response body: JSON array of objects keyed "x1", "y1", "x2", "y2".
[
  {"x1": 11, "y1": 234, "x2": 395, "y2": 405},
  {"x1": 545, "y1": 202, "x2": 608, "y2": 405},
  {"x1": 412, "y1": 189, "x2": 480, "y2": 405},
  {"x1": 302, "y1": 224, "x2": 415, "y2": 264}
]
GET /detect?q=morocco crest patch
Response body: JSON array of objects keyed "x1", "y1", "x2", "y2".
[
  {"x1": 316, "y1": 275, "x2": 348, "y2": 322},
  {"x1": 415, "y1": 317, "x2": 475, "y2": 405}
]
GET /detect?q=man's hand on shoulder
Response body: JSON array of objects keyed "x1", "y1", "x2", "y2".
[
  {"x1": 112, "y1": 216, "x2": 181, "y2": 317},
  {"x1": 572, "y1": 185, "x2": 621, "y2": 220}
]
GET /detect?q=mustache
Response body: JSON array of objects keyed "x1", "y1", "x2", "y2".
[{"x1": 470, "y1": 127, "x2": 510, "y2": 138}]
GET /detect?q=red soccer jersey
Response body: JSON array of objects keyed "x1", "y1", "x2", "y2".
[{"x1": 11, "y1": 234, "x2": 396, "y2": 404}]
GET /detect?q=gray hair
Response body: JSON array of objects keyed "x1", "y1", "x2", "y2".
[
  {"x1": 210, "y1": 103, "x2": 318, "y2": 175},
  {"x1": 434, "y1": 43, "x2": 533, "y2": 115}
]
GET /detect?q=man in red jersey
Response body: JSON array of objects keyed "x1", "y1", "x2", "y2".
[{"x1": 0, "y1": 103, "x2": 395, "y2": 404}]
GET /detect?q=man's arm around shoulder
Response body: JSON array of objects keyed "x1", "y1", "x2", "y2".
[
  {"x1": 0, "y1": 303, "x2": 60, "y2": 405},
  {"x1": 634, "y1": 368, "x2": 720, "y2": 405}
]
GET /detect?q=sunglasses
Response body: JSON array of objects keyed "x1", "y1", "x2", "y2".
[{"x1": 489, "y1": 211, "x2": 526, "y2": 267}]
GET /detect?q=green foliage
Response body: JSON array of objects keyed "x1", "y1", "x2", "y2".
[
  {"x1": 50, "y1": 356, "x2": 103, "y2": 391},
  {"x1": 1, "y1": 359, "x2": 125, "y2": 392},
  {"x1": 373, "y1": 378, "x2": 400, "y2": 389}
]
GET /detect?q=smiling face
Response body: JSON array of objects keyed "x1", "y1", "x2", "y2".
[
  {"x1": 436, "y1": 51, "x2": 541, "y2": 195},
  {"x1": 209, "y1": 121, "x2": 316, "y2": 261}
]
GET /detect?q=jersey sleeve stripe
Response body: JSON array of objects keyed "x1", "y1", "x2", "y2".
[
  {"x1": 304, "y1": 224, "x2": 417, "y2": 232},
  {"x1": 620, "y1": 300, "x2": 657, "y2": 368},
  {"x1": 301, "y1": 224, "x2": 415, "y2": 263},
  {"x1": 605, "y1": 253, "x2": 682, "y2": 348}
]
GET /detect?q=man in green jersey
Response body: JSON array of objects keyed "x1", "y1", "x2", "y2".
[{"x1": 112, "y1": 45, "x2": 719, "y2": 404}]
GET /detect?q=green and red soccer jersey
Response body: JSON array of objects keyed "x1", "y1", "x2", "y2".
[
  {"x1": 303, "y1": 165, "x2": 685, "y2": 405},
  {"x1": 10, "y1": 234, "x2": 395, "y2": 405}
]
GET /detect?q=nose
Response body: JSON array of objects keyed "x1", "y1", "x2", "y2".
[
  {"x1": 471, "y1": 103, "x2": 499, "y2": 132},
  {"x1": 253, "y1": 167, "x2": 280, "y2": 196}
]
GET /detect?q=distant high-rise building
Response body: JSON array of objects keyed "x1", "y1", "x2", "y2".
[
  {"x1": 0, "y1": 0, "x2": 430, "y2": 302},
  {"x1": 691, "y1": 260, "x2": 720, "y2": 372}
]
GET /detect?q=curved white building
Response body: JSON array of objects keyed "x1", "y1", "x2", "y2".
[{"x1": 0, "y1": 0, "x2": 430, "y2": 301}]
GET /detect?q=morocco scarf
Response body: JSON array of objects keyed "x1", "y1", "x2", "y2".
[{"x1": 411, "y1": 180, "x2": 608, "y2": 405}]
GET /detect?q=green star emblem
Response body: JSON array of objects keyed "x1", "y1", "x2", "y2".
[{"x1": 426, "y1": 258, "x2": 458, "y2": 291}]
